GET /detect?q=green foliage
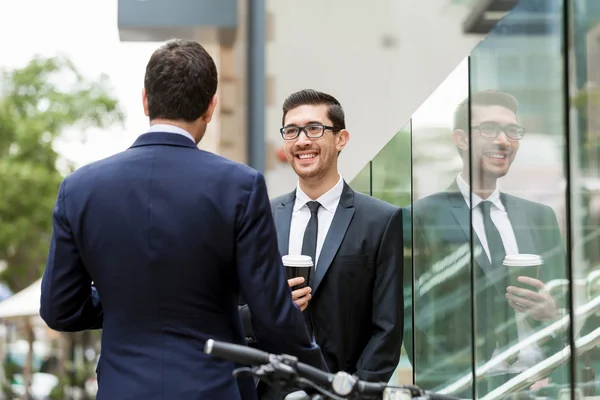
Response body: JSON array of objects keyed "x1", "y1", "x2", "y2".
[
  {"x1": 0, "y1": 56, "x2": 124, "y2": 292},
  {"x1": 3, "y1": 356, "x2": 20, "y2": 380},
  {"x1": 1, "y1": 357, "x2": 19, "y2": 398},
  {"x1": 1, "y1": 382, "x2": 16, "y2": 399},
  {"x1": 370, "y1": 129, "x2": 412, "y2": 207},
  {"x1": 571, "y1": 87, "x2": 600, "y2": 118},
  {"x1": 350, "y1": 128, "x2": 412, "y2": 208},
  {"x1": 350, "y1": 162, "x2": 372, "y2": 196}
]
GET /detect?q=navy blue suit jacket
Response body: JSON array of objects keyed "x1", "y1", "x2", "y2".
[{"x1": 40, "y1": 131, "x2": 326, "y2": 400}]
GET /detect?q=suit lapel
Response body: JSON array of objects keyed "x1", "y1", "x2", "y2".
[
  {"x1": 444, "y1": 187, "x2": 509, "y2": 293},
  {"x1": 502, "y1": 193, "x2": 536, "y2": 254},
  {"x1": 273, "y1": 192, "x2": 295, "y2": 256},
  {"x1": 313, "y1": 183, "x2": 355, "y2": 296},
  {"x1": 446, "y1": 189, "x2": 493, "y2": 273}
]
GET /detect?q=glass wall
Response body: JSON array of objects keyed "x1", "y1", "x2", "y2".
[
  {"x1": 350, "y1": 0, "x2": 600, "y2": 398},
  {"x1": 408, "y1": 60, "x2": 472, "y2": 395},
  {"x1": 370, "y1": 123, "x2": 412, "y2": 208},
  {"x1": 467, "y1": 1, "x2": 571, "y2": 398},
  {"x1": 370, "y1": 123, "x2": 413, "y2": 384},
  {"x1": 569, "y1": 0, "x2": 600, "y2": 398}
]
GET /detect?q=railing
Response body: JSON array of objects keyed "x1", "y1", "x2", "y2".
[
  {"x1": 437, "y1": 287, "x2": 600, "y2": 397},
  {"x1": 483, "y1": 326, "x2": 600, "y2": 400}
]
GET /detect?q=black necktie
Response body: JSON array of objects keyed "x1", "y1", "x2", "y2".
[
  {"x1": 481, "y1": 201, "x2": 506, "y2": 268},
  {"x1": 301, "y1": 201, "x2": 321, "y2": 274},
  {"x1": 480, "y1": 201, "x2": 517, "y2": 358},
  {"x1": 301, "y1": 201, "x2": 320, "y2": 336}
]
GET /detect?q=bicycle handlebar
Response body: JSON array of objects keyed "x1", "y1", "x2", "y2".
[
  {"x1": 204, "y1": 338, "x2": 270, "y2": 365},
  {"x1": 204, "y1": 339, "x2": 459, "y2": 399},
  {"x1": 205, "y1": 339, "x2": 333, "y2": 387}
]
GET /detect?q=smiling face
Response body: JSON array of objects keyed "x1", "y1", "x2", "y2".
[
  {"x1": 454, "y1": 104, "x2": 521, "y2": 181},
  {"x1": 471, "y1": 105, "x2": 520, "y2": 179},
  {"x1": 282, "y1": 104, "x2": 349, "y2": 183}
]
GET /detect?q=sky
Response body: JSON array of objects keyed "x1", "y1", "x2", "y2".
[{"x1": 0, "y1": 0, "x2": 158, "y2": 167}]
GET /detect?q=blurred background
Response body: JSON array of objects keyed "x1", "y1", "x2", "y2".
[{"x1": 0, "y1": 0, "x2": 599, "y2": 398}]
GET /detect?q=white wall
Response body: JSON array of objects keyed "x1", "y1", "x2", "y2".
[{"x1": 264, "y1": 0, "x2": 485, "y2": 196}]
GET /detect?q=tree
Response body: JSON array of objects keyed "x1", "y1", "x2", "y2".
[
  {"x1": 0, "y1": 55, "x2": 123, "y2": 399},
  {"x1": 0, "y1": 56, "x2": 124, "y2": 293}
]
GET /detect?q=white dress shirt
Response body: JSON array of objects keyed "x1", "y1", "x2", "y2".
[
  {"x1": 456, "y1": 173, "x2": 544, "y2": 374},
  {"x1": 148, "y1": 124, "x2": 195, "y2": 143},
  {"x1": 288, "y1": 175, "x2": 344, "y2": 267}
]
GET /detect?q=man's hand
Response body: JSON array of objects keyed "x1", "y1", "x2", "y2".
[
  {"x1": 506, "y1": 277, "x2": 558, "y2": 321},
  {"x1": 530, "y1": 377, "x2": 550, "y2": 391},
  {"x1": 288, "y1": 277, "x2": 312, "y2": 312}
]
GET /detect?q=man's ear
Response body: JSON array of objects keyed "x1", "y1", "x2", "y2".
[
  {"x1": 142, "y1": 88, "x2": 149, "y2": 117},
  {"x1": 452, "y1": 129, "x2": 469, "y2": 153},
  {"x1": 201, "y1": 95, "x2": 218, "y2": 123},
  {"x1": 335, "y1": 129, "x2": 350, "y2": 153}
]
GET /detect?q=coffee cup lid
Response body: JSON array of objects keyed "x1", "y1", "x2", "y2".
[
  {"x1": 282, "y1": 255, "x2": 313, "y2": 267},
  {"x1": 503, "y1": 254, "x2": 543, "y2": 266}
]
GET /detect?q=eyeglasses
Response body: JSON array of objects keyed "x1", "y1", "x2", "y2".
[
  {"x1": 280, "y1": 124, "x2": 341, "y2": 140},
  {"x1": 472, "y1": 123, "x2": 525, "y2": 140}
]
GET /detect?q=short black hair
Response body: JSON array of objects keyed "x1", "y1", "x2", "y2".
[
  {"x1": 453, "y1": 90, "x2": 519, "y2": 131},
  {"x1": 144, "y1": 39, "x2": 218, "y2": 122},
  {"x1": 282, "y1": 89, "x2": 345, "y2": 129}
]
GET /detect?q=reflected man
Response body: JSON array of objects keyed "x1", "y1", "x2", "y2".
[{"x1": 405, "y1": 90, "x2": 566, "y2": 397}]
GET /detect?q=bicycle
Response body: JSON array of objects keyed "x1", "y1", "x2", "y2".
[{"x1": 204, "y1": 339, "x2": 460, "y2": 400}]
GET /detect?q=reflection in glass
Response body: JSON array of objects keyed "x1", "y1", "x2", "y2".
[
  {"x1": 350, "y1": 123, "x2": 413, "y2": 385},
  {"x1": 370, "y1": 124, "x2": 413, "y2": 384},
  {"x1": 570, "y1": 0, "x2": 600, "y2": 396},
  {"x1": 409, "y1": 59, "x2": 472, "y2": 396},
  {"x1": 349, "y1": 0, "x2": 600, "y2": 397},
  {"x1": 468, "y1": 0, "x2": 570, "y2": 397},
  {"x1": 371, "y1": 124, "x2": 412, "y2": 208},
  {"x1": 464, "y1": 90, "x2": 568, "y2": 398},
  {"x1": 350, "y1": 161, "x2": 372, "y2": 196}
]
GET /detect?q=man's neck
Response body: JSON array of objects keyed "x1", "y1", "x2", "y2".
[
  {"x1": 299, "y1": 170, "x2": 340, "y2": 200},
  {"x1": 461, "y1": 170, "x2": 497, "y2": 200},
  {"x1": 150, "y1": 119, "x2": 200, "y2": 143}
]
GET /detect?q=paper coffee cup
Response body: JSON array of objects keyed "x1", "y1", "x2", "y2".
[
  {"x1": 503, "y1": 254, "x2": 543, "y2": 288},
  {"x1": 282, "y1": 255, "x2": 313, "y2": 290}
]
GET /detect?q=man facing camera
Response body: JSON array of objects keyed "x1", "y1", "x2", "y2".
[
  {"x1": 243, "y1": 89, "x2": 403, "y2": 397},
  {"x1": 405, "y1": 90, "x2": 566, "y2": 397}
]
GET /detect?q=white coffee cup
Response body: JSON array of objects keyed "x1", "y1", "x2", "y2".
[
  {"x1": 503, "y1": 254, "x2": 543, "y2": 288},
  {"x1": 282, "y1": 255, "x2": 313, "y2": 290}
]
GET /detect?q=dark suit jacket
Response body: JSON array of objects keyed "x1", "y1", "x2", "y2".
[
  {"x1": 242, "y1": 182, "x2": 403, "y2": 383},
  {"x1": 39, "y1": 131, "x2": 326, "y2": 400},
  {"x1": 403, "y1": 184, "x2": 566, "y2": 391}
]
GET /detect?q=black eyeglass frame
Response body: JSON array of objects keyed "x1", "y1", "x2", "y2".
[
  {"x1": 279, "y1": 124, "x2": 342, "y2": 140},
  {"x1": 471, "y1": 124, "x2": 526, "y2": 140}
]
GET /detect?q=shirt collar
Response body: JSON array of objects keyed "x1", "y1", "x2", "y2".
[
  {"x1": 294, "y1": 175, "x2": 344, "y2": 213},
  {"x1": 148, "y1": 124, "x2": 195, "y2": 143},
  {"x1": 456, "y1": 173, "x2": 505, "y2": 212}
]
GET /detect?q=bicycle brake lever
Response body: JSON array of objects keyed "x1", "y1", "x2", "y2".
[{"x1": 232, "y1": 366, "x2": 257, "y2": 378}]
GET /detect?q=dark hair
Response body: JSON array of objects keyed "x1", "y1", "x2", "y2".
[
  {"x1": 453, "y1": 90, "x2": 519, "y2": 131},
  {"x1": 144, "y1": 39, "x2": 218, "y2": 122},
  {"x1": 282, "y1": 89, "x2": 346, "y2": 129}
]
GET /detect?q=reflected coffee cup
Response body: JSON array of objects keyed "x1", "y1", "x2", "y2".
[
  {"x1": 503, "y1": 254, "x2": 543, "y2": 289},
  {"x1": 282, "y1": 255, "x2": 313, "y2": 291}
]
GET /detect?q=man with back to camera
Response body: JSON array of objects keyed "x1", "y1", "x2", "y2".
[
  {"x1": 241, "y1": 89, "x2": 404, "y2": 398},
  {"x1": 404, "y1": 90, "x2": 567, "y2": 397},
  {"x1": 39, "y1": 39, "x2": 326, "y2": 400}
]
